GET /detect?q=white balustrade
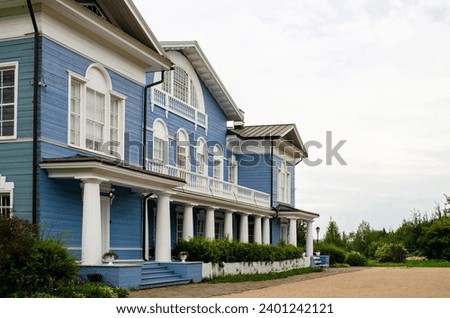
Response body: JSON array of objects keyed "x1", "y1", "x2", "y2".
[
  {"x1": 151, "y1": 88, "x2": 208, "y2": 129},
  {"x1": 146, "y1": 160, "x2": 270, "y2": 209}
]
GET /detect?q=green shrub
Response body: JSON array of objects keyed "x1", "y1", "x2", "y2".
[
  {"x1": 346, "y1": 251, "x2": 368, "y2": 266},
  {"x1": 315, "y1": 243, "x2": 347, "y2": 265},
  {"x1": 173, "y1": 237, "x2": 303, "y2": 263},
  {"x1": 71, "y1": 283, "x2": 127, "y2": 298},
  {"x1": 375, "y1": 243, "x2": 408, "y2": 262},
  {"x1": 0, "y1": 216, "x2": 126, "y2": 298}
]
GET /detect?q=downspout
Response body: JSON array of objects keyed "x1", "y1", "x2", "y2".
[
  {"x1": 142, "y1": 193, "x2": 153, "y2": 260},
  {"x1": 141, "y1": 71, "x2": 165, "y2": 260},
  {"x1": 142, "y1": 71, "x2": 165, "y2": 169},
  {"x1": 26, "y1": 0, "x2": 39, "y2": 225},
  {"x1": 270, "y1": 137, "x2": 274, "y2": 209}
]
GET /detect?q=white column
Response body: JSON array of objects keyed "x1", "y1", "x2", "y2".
[
  {"x1": 262, "y1": 217, "x2": 271, "y2": 244},
  {"x1": 155, "y1": 193, "x2": 171, "y2": 262},
  {"x1": 306, "y1": 221, "x2": 314, "y2": 257},
  {"x1": 253, "y1": 215, "x2": 262, "y2": 244},
  {"x1": 224, "y1": 210, "x2": 233, "y2": 240},
  {"x1": 205, "y1": 207, "x2": 216, "y2": 240},
  {"x1": 289, "y1": 218, "x2": 298, "y2": 246},
  {"x1": 239, "y1": 213, "x2": 249, "y2": 243},
  {"x1": 182, "y1": 203, "x2": 194, "y2": 241},
  {"x1": 81, "y1": 178, "x2": 103, "y2": 265}
]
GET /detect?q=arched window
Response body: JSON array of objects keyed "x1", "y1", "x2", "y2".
[
  {"x1": 153, "y1": 119, "x2": 168, "y2": 163},
  {"x1": 196, "y1": 138, "x2": 207, "y2": 176},
  {"x1": 212, "y1": 144, "x2": 223, "y2": 180},
  {"x1": 278, "y1": 161, "x2": 291, "y2": 204},
  {"x1": 176, "y1": 129, "x2": 190, "y2": 171},
  {"x1": 68, "y1": 64, "x2": 125, "y2": 157}
]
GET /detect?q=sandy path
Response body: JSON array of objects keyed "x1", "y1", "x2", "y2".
[
  {"x1": 219, "y1": 267, "x2": 450, "y2": 298},
  {"x1": 129, "y1": 267, "x2": 450, "y2": 298}
]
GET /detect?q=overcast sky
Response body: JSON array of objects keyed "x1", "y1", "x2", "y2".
[{"x1": 134, "y1": 0, "x2": 450, "y2": 235}]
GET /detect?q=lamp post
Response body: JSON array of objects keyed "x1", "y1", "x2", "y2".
[{"x1": 315, "y1": 226, "x2": 320, "y2": 245}]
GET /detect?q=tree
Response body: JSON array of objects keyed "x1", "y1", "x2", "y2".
[
  {"x1": 296, "y1": 221, "x2": 307, "y2": 248},
  {"x1": 323, "y1": 218, "x2": 345, "y2": 248},
  {"x1": 418, "y1": 216, "x2": 450, "y2": 260}
]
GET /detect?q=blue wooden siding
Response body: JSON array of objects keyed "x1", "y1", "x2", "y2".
[
  {"x1": 0, "y1": 38, "x2": 36, "y2": 221},
  {"x1": 0, "y1": 38, "x2": 35, "y2": 139},
  {"x1": 40, "y1": 38, "x2": 144, "y2": 166},
  {"x1": 110, "y1": 187, "x2": 143, "y2": 259},
  {"x1": 236, "y1": 153, "x2": 272, "y2": 194},
  {"x1": 146, "y1": 72, "x2": 230, "y2": 180},
  {"x1": 39, "y1": 176, "x2": 82, "y2": 247}
]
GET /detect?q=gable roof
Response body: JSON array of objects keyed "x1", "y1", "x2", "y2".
[
  {"x1": 32, "y1": 0, "x2": 172, "y2": 72},
  {"x1": 160, "y1": 41, "x2": 245, "y2": 122},
  {"x1": 79, "y1": 0, "x2": 165, "y2": 56},
  {"x1": 229, "y1": 124, "x2": 308, "y2": 158}
]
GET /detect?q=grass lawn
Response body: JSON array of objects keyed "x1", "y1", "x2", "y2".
[
  {"x1": 367, "y1": 259, "x2": 450, "y2": 267},
  {"x1": 205, "y1": 267, "x2": 322, "y2": 284}
]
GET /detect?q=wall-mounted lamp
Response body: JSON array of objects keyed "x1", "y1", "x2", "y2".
[{"x1": 109, "y1": 188, "x2": 116, "y2": 203}]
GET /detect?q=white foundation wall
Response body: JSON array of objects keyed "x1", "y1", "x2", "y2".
[{"x1": 202, "y1": 257, "x2": 309, "y2": 279}]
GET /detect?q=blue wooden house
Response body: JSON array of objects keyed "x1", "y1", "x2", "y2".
[{"x1": 0, "y1": 0, "x2": 319, "y2": 288}]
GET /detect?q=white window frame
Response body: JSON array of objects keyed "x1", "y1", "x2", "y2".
[
  {"x1": 176, "y1": 129, "x2": 190, "y2": 171},
  {"x1": 161, "y1": 65, "x2": 202, "y2": 110},
  {"x1": 212, "y1": 144, "x2": 223, "y2": 180},
  {"x1": 176, "y1": 212, "x2": 183, "y2": 242},
  {"x1": 67, "y1": 66, "x2": 125, "y2": 158},
  {"x1": 0, "y1": 62, "x2": 18, "y2": 140},
  {"x1": 0, "y1": 174, "x2": 14, "y2": 217},
  {"x1": 215, "y1": 218, "x2": 224, "y2": 240},
  {"x1": 228, "y1": 155, "x2": 238, "y2": 184},
  {"x1": 278, "y1": 161, "x2": 292, "y2": 204},
  {"x1": 196, "y1": 138, "x2": 207, "y2": 176},
  {"x1": 196, "y1": 211, "x2": 205, "y2": 237},
  {"x1": 152, "y1": 119, "x2": 168, "y2": 163}
]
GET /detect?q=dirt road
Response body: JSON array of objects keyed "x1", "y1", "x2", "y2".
[{"x1": 129, "y1": 267, "x2": 450, "y2": 298}]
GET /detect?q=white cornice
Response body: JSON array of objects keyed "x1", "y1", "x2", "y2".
[{"x1": 39, "y1": 0, "x2": 172, "y2": 72}]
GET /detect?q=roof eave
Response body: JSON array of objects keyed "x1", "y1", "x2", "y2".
[{"x1": 161, "y1": 40, "x2": 244, "y2": 122}]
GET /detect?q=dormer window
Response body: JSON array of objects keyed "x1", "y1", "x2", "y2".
[
  {"x1": 78, "y1": 2, "x2": 107, "y2": 20},
  {"x1": 162, "y1": 66, "x2": 199, "y2": 109}
]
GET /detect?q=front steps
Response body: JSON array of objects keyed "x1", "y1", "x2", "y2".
[{"x1": 140, "y1": 262, "x2": 191, "y2": 289}]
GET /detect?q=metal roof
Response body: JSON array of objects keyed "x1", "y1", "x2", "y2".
[
  {"x1": 229, "y1": 124, "x2": 308, "y2": 158},
  {"x1": 161, "y1": 41, "x2": 245, "y2": 122}
]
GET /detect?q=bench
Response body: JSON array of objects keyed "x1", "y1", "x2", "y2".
[{"x1": 311, "y1": 255, "x2": 330, "y2": 271}]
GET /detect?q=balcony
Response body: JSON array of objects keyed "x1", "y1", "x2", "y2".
[
  {"x1": 151, "y1": 88, "x2": 208, "y2": 130},
  {"x1": 146, "y1": 160, "x2": 270, "y2": 209}
]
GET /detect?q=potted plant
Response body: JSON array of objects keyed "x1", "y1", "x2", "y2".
[
  {"x1": 178, "y1": 251, "x2": 188, "y2": 262},
  {"x1": 102, "y1": 251, "x2": 118, "y2": 265}
]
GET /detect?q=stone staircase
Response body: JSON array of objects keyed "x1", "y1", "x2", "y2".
[{"x1": 140, "y1": 262, "x2": 191, "y2": 289}]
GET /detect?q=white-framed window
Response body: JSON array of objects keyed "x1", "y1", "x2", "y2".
[
  {"x1": 228, "y1": 155, "x2": 238, "y2": 184},
  {"x1": 0, "y1": 193, "x2": 12, "y2": 217},
  {"x1": 212, "y1": 144, "x2": 223, "y2": 180},
  {"x1": 0, "y1": 62, "x2": 18, "y2": 140},
  {"x1": 278, "y1": 161, "x2": 291, "y2": 204},
  {"x1": 152, "y1": 119, "x2": 168, "y2": 163},
  {"x1": 161, "y1": 65, "x2": 200, "y2": 109},
  {"x1": 215, "y1": 219, "x2": 224, "y2": 240},
  {"x1": 68, "y1": 65, "x2": 125, "y2": 158},
  {"x1": 176, "y1": 212, "x2": 183, "y2": 242},
  {"x1": 176, "y1": 129, "x2": 190, "y2": 171},
  {"x1": 196, "y1": 211, "x2": 205, "y2": 237},
  {"x1": 196, "y1": 138, "x2": 207, "y2": 176},
  {"x1": 0, "y1": 174, "x2": 14, "y2": 217}
]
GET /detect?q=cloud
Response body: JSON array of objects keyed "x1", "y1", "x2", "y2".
[{"x1": 134, "y1": 0, "x2": 450, "y2": 234}]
